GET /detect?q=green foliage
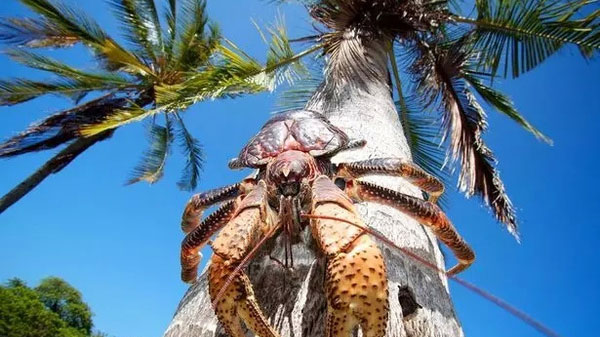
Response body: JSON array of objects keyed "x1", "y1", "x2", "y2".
[
  {"x1": 0, "y1": 277, "x2": 104, "y2": 337},
  {"x1": 464, "y1": 0, "x2": 600, "y2": 78},
  {"x1": 35, "y1": 277, "x2": 93, "y2": 335},
  {"x1": 0, "y1": 0, "x2": 310, "y2": 207},
  {"x1": 174, "y1": 112, "x2": 204, "y2": 190},
  {"x1": 127, "y1": 115, "x2": 173, "y2": 185}
]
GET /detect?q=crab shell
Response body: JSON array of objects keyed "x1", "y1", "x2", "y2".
[{"x1": 234, "y1": 110, "x2": 350, "y2": 168}]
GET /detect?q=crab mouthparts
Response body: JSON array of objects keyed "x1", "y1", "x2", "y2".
[{"x1": 278, "y1": 182, "x2": 300, "y2": 196}]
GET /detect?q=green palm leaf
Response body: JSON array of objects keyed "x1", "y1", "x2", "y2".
[
  {"x1": 0, "y1": 78, "x2": 134, "y2": 106},
  {"x1": 463, "y1": 72, "x2": 552, "y2": 144},
  {"x1": 79, "y1": 103, "x2": 156, "y2": 137},
  {"x1": 0, "y1": 17, "x2": 79, "y2": 47},
  {"x1": 110, "y1": 0, "x2": 164, "y2": 63},
  {"x1": 174, "y1": 112, "x2": 203, "y2": 191},
  {"x1": 19, "y1": 0, "x2": 108, "y2": 45},
  {"x1": 455, "y1": 0, "x2": 600, "y2": 77},
  {"x1": 4, "y1": 49, "x2": 135, "y2": 86},
  {"x1": 157, "y1": 35, "x2": 316, "y2": 111},
  {"x1": 127, "y1": 114, "x2": 173, "y2": 185},
  {"x1": 174, "y1": 0, "x2": 220, "y2": 71},
  {"x1": 9, "y1": 0, "x2": 155, "y2": 76},
  {"x1": 164, "y1": 0, "x2": 178, "y2": 59}
]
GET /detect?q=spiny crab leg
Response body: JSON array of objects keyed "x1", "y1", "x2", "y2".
[
  {"x1": 208, "y1": 181, "x2": 280, "y2": 337},
  {"x1": 334, "y1": 158, "x2": 444, "y2": 202},
  {"x1": 180, "y1": 199, "x2": 239, "y2": 283},
  {"x1": 345, "y1": 180, "x2": 475, "y2": 275},
  {"x1": 181, "y1": 179, "x2": 255, "y2": 233},
  {"x1": 324, "y1": 139, "x2": 367, "y2": 157},
  {"x1": 310, "y1": 176, "x2": 389, "y2": 337}
]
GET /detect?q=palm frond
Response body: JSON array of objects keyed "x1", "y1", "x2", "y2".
[
  {"x1": 174, "y1": 112, "x2": 203, "y2": 191},
  {"x1": 174, "y1": 0, "x2": 220, "y2": 70},
  {"x1": 110, "y1": 0, "x2": 164, "y2": 62},
  {"x1": 127, "y1": 113, "x2": 173, "y2": 185},
  {"x1": 455, "y1": 0, "x2": 600, "y2": 77},
  {"x1": 463, "y1": 72, "x2": 552, "y2": 144},
  {"x1": 0, "y1": 78, "x2": 134, "y2": 106},
  {"x1": 0, "y1": 94, "x2": 130, "y2": 156},
  {"x1": 79, "y1": 103, "x2": 156, "y2": 137},
  {"x1": 164, "y1": 0, "x2": 178, "y2": 59},
  {"x1": 411, "y1": 39, "x2": 518, "y2": 238},
  {"x1": 0, "y1": 17, "x2": 78, "y2": 47},
  {"x1": 96, "y1": 38, "x2": 155, "y2": 76},
  {"x1": 19, "y1": 0, "x2": 108, "y2": 44},
  {"x1": 4, "y1": 49, "x2": 134, "y2": 86},
  {"x1": 447, "y1": 80, "x2": 518, "y2": 238},
  {"x1": 260, "y1": 16, "x2": 308, "y2": 88},
  {"x1": 5, "y1": 0, "x2": 155, "y2": 76},
  {"x1": 156, "y1": 35, "x2": 317, "y2": 111},
  {"x1": 154, "y1": 42, "x2": 266, "y2": 111}
]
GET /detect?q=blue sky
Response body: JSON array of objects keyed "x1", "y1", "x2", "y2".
[{"x1": 0, "y1": 1, "x2": 599, "y2": 337}]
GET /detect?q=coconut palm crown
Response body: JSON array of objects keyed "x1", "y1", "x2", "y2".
[
  {"x1": 0, "y1": 0, "x2": 308, "y2": 213},
  {"x1": 272, "y1": 0, "x2": 599, "y2": 240}
]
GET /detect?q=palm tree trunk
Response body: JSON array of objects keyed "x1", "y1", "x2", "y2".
[
  {"x1": 164, "y1": 38, "x2": 464, "y2": 337},
  {"x1": 0, "y1": 130, "x2": 113, "y2": 214}
]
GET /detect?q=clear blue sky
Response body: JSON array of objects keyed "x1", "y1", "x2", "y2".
[{"x1": 0, "y1": 1, "x2": 599, "y2": 337}]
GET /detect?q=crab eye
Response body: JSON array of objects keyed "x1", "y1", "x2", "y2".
[{"x1": 334, "y1": 178, "x2": 346, "y2": 190}]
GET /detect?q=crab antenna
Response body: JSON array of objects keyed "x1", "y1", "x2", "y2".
[
  {"x1": 300, "y1": 213, "x2": 562, "y2": 337},
  {"x1": 211, "y1": 225, "x2": 279, "y2": 309}
]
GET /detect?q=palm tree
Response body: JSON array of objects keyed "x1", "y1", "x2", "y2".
[
  {"x1": 0, "y1": 0, "x2": 308, "y2": 213},
  {"x1": 164, "y1": 1, "x2": 599, "y2": 336}
]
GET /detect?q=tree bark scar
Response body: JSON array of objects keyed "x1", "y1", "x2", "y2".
[{"x1": 398, "y1": 285, "x2": 421, "y2": 317}]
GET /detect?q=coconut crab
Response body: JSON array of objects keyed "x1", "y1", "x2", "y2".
[{"x1": 178, "y1": 109, "x2": 474, "y2": 337}]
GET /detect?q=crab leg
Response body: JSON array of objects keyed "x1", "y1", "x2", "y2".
[
  {"x1": 325, "y1": 139, "x2": 367, "y2": 157},
  {"x1": 181, "y1": 179, "x2": 255, "y2": 233},
  {"x1": 335, "y1": 158, "x2": 444, "y2": 202},
  {"x1": 310, "y1": 176, "x2": 389, "y2": 337},
  {"x1": 180, "y1": 199, "x2": 239, "y2": 283},
  {"x1": 345, "y1": 180, "x2": 475, "y2": 275},
  {"x1": 208, "y1": 181, "x2": 280, "y2": 337}
]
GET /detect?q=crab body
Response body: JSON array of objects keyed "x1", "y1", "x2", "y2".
[
  {"x1": 179, "y1": 109, "x2": 474, "y2": 337},
  {"x1": 232, "y1": 109, "x2": 349, "y2": 168}
]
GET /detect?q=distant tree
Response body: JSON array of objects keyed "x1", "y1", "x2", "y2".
[
  {"x1": 0, "y1": 277, "x2": 107, "y2": 337},
  {"x1": 35, "y1": 277, "x2": 93, "y2": 335}
]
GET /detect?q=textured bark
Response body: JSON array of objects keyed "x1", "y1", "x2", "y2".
[{"x1": 164, "y1": 38, "x2": 464, "y2": 337}]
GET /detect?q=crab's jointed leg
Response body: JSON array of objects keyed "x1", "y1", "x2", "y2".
[
  {"x1": 346, "y1": 180, "x2": 475, "y2": 275},
  {"x1": 208, "y1": 181, "x2": 280, "y2": 337},
  {"x1": 335, "y1": 158, "x2": 444, "y2": 202},
  {"x1": 310, "y1": 176, "x2": 389, "y2": 337},
  {"x1": 324, "y1": 139, "x2": 367, "y2": 158},
  {"x1": 181, "y1": 179, "x2": 255, "y2": 233},
  {"x1": 180, "y1": 199, "x2": 239, "y2": 283}
]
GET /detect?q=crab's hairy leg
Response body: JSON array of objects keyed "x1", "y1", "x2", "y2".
[
  {"x1": 181, "y1": 179, "x2": 255, "y2": 233},
  {"x1": 208, "y1": 181, "x2": 280, "y2": 337},
  {"x1": 335, "y1": 158, "x2": 444, "y2": 202},
  {"x1": 325, "y1": 139, "x2": 367, "y2": 158},
  {"x1": 180, "y1": 199, "x2": 239, "y2": 283},
  {"x1": 346, "y1": 180, "x2": 474, "y2": 275},
  {"x1": 310, "y1": 176, "x2": 389, "y2": 337}
]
